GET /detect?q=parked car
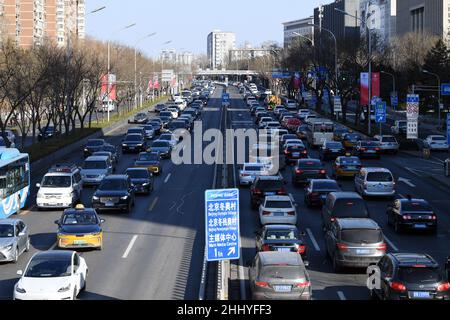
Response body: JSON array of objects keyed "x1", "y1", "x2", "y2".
[{"x1": 38, "y1": 126, "x2": 59, "y2": 142}]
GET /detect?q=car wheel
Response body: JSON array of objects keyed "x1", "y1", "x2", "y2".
[
  {"x1": 25, "y1": 237, "x2": 30, "y2": 252},
  {"x1": 12, "y1": 246, "x2": 19, "y2": 263},
  {"x1": 72, "y1": 288, "x2": 77, "y2": 300}
]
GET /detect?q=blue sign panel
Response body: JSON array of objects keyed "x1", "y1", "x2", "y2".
[
  {"x1": 205, "y1": 189, "x2": 240, "y2": 262},
  {"x1": 272, "y1": 71, "x2": 291, "y2": 79},
  {"x1": 447, "y1": 114, "x2": 450, "y2": 146},
  {"x1": 390, "y1": 92, "x2": 398, "y2": 107},
  {"x1": 375, "y1": 101, "x2": 386, "y2": 123},
  {"x1": 441, "y1": 84, "x2": 450, "y2": 96},
  {"x1": 222, "y1": 93, "x2": 230, "y2": 103},
  {"x1": 407, "y1": 94, "x2": 419, "y2": 104}
]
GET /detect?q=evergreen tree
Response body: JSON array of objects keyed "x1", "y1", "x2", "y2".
[{"x1": 423, "y1": 39, "x2": 450, "y2": 82}]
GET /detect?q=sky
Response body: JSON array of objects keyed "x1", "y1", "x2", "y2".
[{"x1": 86, "y1": 0, "x2": 323, "y2": 58}]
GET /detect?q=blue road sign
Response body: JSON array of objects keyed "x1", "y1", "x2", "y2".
[
  {"x1": 272, "y1": 71, "x2": 291, "y2": 79},
  {"x1": 205, "y1": 189, "x2": 240, "y2": 262},
  {"x1": 442, "y1": 84, "x2": 450, "y2": 96},
  {"x1": 390, "y1": 92, "x2": 398, "y2": 107},
  {"x1": 447, "y1": 114, "x2": 450, "y2": 146},
  {"x1": 222, "y1": 93, "x2": 230, "y2": 103},
  {"x1": 407, "y1": 94, "x2": 419, "y2": 104},
  {"x1": 375, "y1": 101, "x2": 386, "y2": 123}
]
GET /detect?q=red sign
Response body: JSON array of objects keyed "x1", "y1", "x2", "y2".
[
  {"x1": 153, "y1": 74, "x2": 160, "y2": 89},
  {"x1": 100, "y1": 74, "x2": 117, "y2": 101},
  {"x1": 360, "y1": 72, "x2": 380, "y2": 106}
]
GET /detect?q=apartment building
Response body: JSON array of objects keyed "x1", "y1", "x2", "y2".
[{"x1": 207, "y1": 30, "x2": 236, "y2": 69}]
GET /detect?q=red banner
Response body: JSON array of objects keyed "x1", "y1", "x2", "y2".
[
  {"x1": 153, "y1": 74, "x2": 160, "y2": 89},
  {"x1": 100, "y1": 74, "x2": 117, "y2": 101},
  {"x1": 360, "y1": 72, "x2": 380, "y2": 106},
  {"x1": 372, "y1": 72, "x2": 380, "y2": 98}
]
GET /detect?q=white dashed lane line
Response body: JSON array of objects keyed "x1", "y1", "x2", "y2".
[
  {"x1": 306, "y1": 228, "x2": 321, "y2": 252},
  {"x1": 122, "y1": 235, "x2": 138, "y2": 259},
  {"x1": 164, "y1": 173, "x2": 172, "y2": 184},
  {"x1": 337, "y1": 291, "x2": 346, "y2": 300}
]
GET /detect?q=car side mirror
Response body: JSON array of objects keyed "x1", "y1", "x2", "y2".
[
  {"x1": 100, "y1": 219, "x2": 106, "y2": 224},
  {"x1": 36, "y1": 183, "x2": 41, "y2": 188},
  {"x1": 303, "y1": 260, "x2": 310, "y2": 267},
  {"x1": 17, "y1": 270, "x2": 23, "y2": 276},
  {"x1": 18, "y1": 232, "x2": 26, "y2": 237}
]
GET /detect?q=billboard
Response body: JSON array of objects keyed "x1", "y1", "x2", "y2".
[
  {"x1": 100, "y1": 74, "x2": 117, "y2": 101},
  {"x1": 162, "y1": 69, "x2": 174, "y2": 82},
  {"x1": 360, "y1": 72, "x2": 380, "y2": 106}
]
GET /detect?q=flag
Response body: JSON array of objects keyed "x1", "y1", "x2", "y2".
[{"x1": 100, "y1": 74, "x2": 117, "y2": 101}]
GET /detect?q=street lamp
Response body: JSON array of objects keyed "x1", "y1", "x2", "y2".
[
  {"x1": 422, "y1": 69, "x2": 442, "y2": 126},
  {"x1": 107, "y1": 22, "x2": 136, "y2": 121},
  {"x1": 335, "y1": 7, "x2": 373, "y2": 134},
  {"x1": 292, "y1": 32, "x2": 314, "y2": 46},
  {"x1": 380, "y1": 71, "x2": 396, "y2": 109},
  {"x1": 134, "y1": 32, "x2": 157, "y2": 109},
  {"x1": 88, "y1": 6, "x2": 106, "y2": 15}
]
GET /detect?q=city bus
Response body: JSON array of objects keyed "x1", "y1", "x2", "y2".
[
  {"x1": 306, "y1": 118, "x2": 334, "y2": 147},
  {"x1": 0, "y1": 148, "x2": 30, "y2": 219}
]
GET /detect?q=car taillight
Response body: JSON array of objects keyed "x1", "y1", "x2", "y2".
[
  {"x1": 277, "y1": 188, "x2": 286, "y2": 194},
  {"x1": 284, "y1": 150, "x2": 290, "y2": 155},
  {"x1": 298, "y1": 245, "x2": 306, "y2": 254},
  {"x1": 330, "y1": 216, "x2": 336, "y2": 222},
  {"x1": 390, "y1": 282, "x2": 406, "y2": 292},
  {"x1": 287, "y1": 211, "x2": 296, "y2": 216},
  {"x1": 262, "y1": 244, "x2": 271, "y2": 251},
  {"x1": 437, "y1": 282, "x2": 450, "y2": 292},
  {"x1": 262, "y1": 211, "x2": 271, "y2": 216},
  {"x1": 294, "y1": 281, "x2": 310, "y2": 288},
  {"x1": 241, "y1": 173, "x2": 249, "y2": 177},
  {"x1": 430, "y1": 215, "x2": 437, "y2": 220},
  {"x1": 360, "y1": 148, "x2": 367, "y2": 151},
  {"x1": 310, "y1": 192, "x2": 319, "y2": 197},
  {"x1": 253, "y1": 188, "x2": 262, "y2": 194},
  {"x1": 319, "y1": 169, "x2": 326, "y2": 174},
  {"x1": 255, "y1": 281, "x2": 269, "y2": 288},
  {"x1": 295, "y1": 169, "x2": 303, "y2": 174},
  {"x1": 302, "y1": 150, "x2": 308, "y2": 154},
  {"x1": 336, "y1": 243, "x2": 348, "y2": 251},
  {"x1": 403, "y1": 215, "x2": 412, "y2": 220},
  {"x1": 375, "y1": 147, "x2": 381, "y2": 151},
  {"x1": 377, "y1": 243, "x2": 387, "y2": 251}
]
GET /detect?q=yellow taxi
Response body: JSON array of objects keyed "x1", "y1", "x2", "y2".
[
  {"x1": 342, "y1": 133, "x2": 362, "y2": 148},
  {"x1": 332, "y1": 155, "x2": 362, "y2": 179},
  {"x1": 55, "y1": 204, "x2": 105, "y2": 250}
]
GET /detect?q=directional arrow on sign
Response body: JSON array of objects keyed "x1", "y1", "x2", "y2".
[
  {"x1": 398, "y1": 177, "x2": 416, "y2": 188},
  {"x1": 227, "y1": 247, "x2": 236, "y2": 257}
]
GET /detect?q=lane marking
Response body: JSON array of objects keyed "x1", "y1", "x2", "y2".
[
  {"x1": 122, "y1": 235, "x2": 138, "y2": 259},
  {"x1": 398, "y1": 194, "x2": 406, "y2": 199},
  {"x1": 384, "y1": 235, "x2": 399, "y2": 252},
  {"x1": 164, "y1": 173, "x2": 172, "y2": 184},
  {"x1": 398, "y1": 177, "x2": 416, "y2": 188},
  {"x1": 306, "y1": 228, "x2": 321, "y2": 252},
  {"x1": 148, "y1": 197, "x2": 159, "y2": 211},
  {"x1": 337, "y1": 291, "x2": 346, "y2": 300}
]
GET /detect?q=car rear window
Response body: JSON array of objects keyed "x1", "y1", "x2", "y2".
[
  {"x1": 366, "y1": 172, "x2": 393, "y2": 182},
  {"x1": 256, "y1": 180, "x2": 283, "y2": 189},
  {"x1": 298, "y1": 161, "x2": 322, "y2": 169},
  {"x1": 265, "y1": 200, "x2": 292, "y2": 209},
  {"x1": 340, "y1": 229, "x2": 382, "y2": 243},
  {"x1": 260, "y1": 266, "x2": 304, "y2": 280},
  {"x1": 382, "y1": 136, "x2": 397, "y2": 142},
  {"x1": 402, "y1": 201, "x2": 433, "y2": 212},
  {"x1": 313, "y1": 181, "x2": 339, "y2": 191},
  {"x1": 432, "y1": 136, "x2": 446, "y2": 141},
  {"x1": 397, "y1": 267, "x2": 442, "y2": 283},
  {"x1": 265, "y1": 229, "x2": 298, "y2": 240},
  {"x1": 332, "y1": 199, "x2": 369, "y2": 218},
  {"x1": 326, "y1": 142, "x2": 343, "y2": 149}
]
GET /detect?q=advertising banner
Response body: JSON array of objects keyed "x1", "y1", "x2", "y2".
[
  {"x1": 360, "y1": 72, "x2": 380, "y2": 106},
  {"x1": 100, "y1": 74, "x2": 117, "y2": 101}
]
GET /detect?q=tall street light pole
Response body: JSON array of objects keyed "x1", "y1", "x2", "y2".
[
  {"x1": 107, "y1": 22, "x2": 136, "y2": 121},
  {"x1": 381, "y1": 71, "x2": 396, "y2": 109},
  {"x1": 134, "y1": 32, "x2": 157, "y2": 109},
  {"x1": 423, "y1": 69, "x2": 442, "y2": 126},
  {"x1": 335, "y1": 7, "x2": 373, "y2": 134}
]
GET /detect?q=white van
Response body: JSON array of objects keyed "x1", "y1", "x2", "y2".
[
  {"x1": 354, "y1": 167, "x2": 396, "y2": 198},
  {"x1": 36, "y1": 163, "x2": 83, "y2": 209}
]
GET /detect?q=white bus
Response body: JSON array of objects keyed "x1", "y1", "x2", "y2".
[{"x1": 306, "y1": 118, "x2": 334, "y2": 147}]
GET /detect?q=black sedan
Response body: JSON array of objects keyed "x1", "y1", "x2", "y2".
[
  {"x1": 92, "y1": 175, "x2": 135, "y2": 213},
  {"x1": 38, "y1": 126, "x2": 59, "y2": 142},
  {"x1": 284, "y1": 144, "x2": 308, "y2": 164},
  {"x1": 319, "y1": 141, "x2": 345, "y2": 161},
  {"x1": 83, "y1": 139, "x2": 106, "y2": 158},
  {"x1": 125, "y1": 168, "x2": 153, "y2": 195},
  {"x1": 304, "y1": 179, "x2": 340, "y2": 207},
  {"x1": 122, "y1": 134, "x2": 147, "y2": 153},
  {"x1": 102, "y1": 144, "x2": 120, "y2": 164},
  {"x1": 128, "y1": 112, "x2": 148, "y2": 124},
  {"x1": 292, "y1": 159, "x2": 327, "y2": 187},
  {"x1": 352, "y1": 140, "x2": 382, "y2": 158},
  {"x1": 387, "y1": 198, "x2": 437, "y2": 234},
  {"x1": 148, "y1": 140, "x2": 172, "y2": 159},
  {"x1": 255, "y1": 224, "x2": 307, "y2": 261},
  {"x1": 154, "y1": 104, "x2": 167, "y2": 113},
  {"x1": 148, "y1": 119, "x2": 162, "y2": 135}
]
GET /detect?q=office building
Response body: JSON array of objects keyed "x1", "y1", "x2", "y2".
[
  {"x1": 359, "y1": 0, "x2": 396, "y2": 45},
  {"x1": 207, "y1": 30, "x2": 236, "y2": 69},
  {"x1": 282, "y1": 16, "x2": 314, "y2": 47}
]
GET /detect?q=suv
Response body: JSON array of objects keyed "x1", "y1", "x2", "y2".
[
  {"x1": 325, "y1": 218, "x2": 386, "y2": 272},
  {"x1": 81, "y1": 156, "x2": 112, "y2": 186},
  {"x1": 374, "y1": 135, "x2": 399, "y2": 154},
  {"x1": 125, "y1": 168, "x2": 153, "y2": 195},
  {"x1": 292, "y1": 159, "x2": 327, "y2": 186},
  {"x1": 91, "y1": 175, "x2": 135, "y2": 213},
  {"x1": 387, "y1": 198, "x2": 437, "y2": 234},
  {"x1": 122, "y1": 134, "x2": 147, "y2": 153},
  {"x1": 36, "y1": 163, "x2": 82, "y2": 209},
  {"x1": 83, "y1": 139, "x2": 106, "y2": 158},
  {"x1": 354, "y1": 167, "x2": 396, "y2": 199},
  {"x1": 321, "y1": 192, "x2": 370, "y2": 230},
  {"x1": 371, "y1": 253, "x2": 450, "y2": 300},
  {"x1": 250, "y1": 175, "x2": 286, "y2": 209}
]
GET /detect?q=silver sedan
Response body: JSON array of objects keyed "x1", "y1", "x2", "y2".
[{"x1": 0, "y1": 219, "x2": 30, "y2": 263}]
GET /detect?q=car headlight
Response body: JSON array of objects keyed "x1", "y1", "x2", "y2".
[
  {"x1": 92, "y1": 195, "x2": 99, "y2": 201},
  {"x1": 84, "y1": 148, "x2": 88, "y2": 152},
  {"x1": 136, "y1": 143, "x2": 143, "y2": 147},
  {"x1": 58, "y1": 284, "x2": 71, "y2": 292},
  {"x1": 3, "y1": 244, "x2": 13, "y2": 251},
  {"x1": 122, "y1": 144, "x2": 128, "y2": 147},
  {"x1": 142, "y1": 183, "x2": 149, "y2": 186},
  {"x1": 15, "y1": 285, "x2": 26, "y2": 294},
  {"x1": 120, "y1": 195, "x2": 129, "y2": 200}
]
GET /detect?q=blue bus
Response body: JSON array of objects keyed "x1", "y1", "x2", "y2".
[{"x1": 0, "y1": 148, "x2": 30, "y2": 219}]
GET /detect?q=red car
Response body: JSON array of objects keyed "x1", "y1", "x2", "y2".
[{"x1": 286, "y1": 118, "x2": 302, "y2": 133}]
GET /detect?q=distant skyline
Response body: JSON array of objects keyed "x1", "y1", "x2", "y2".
[{"x1": 86, "y1": 0, "x2": 323, "y2": 58}]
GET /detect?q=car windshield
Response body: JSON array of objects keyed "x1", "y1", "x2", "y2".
[
  {"x1": 260, "y1": 266, "x2": 304, "y2": 280},
  {"x1": 398, "y1": 267, "x2": 442, "y2": 283},
  {"x1": 160, "y1": 112, "x2": 172, "y2": 117},
  {"x1": 0, "y1": 224, "x2": 14, "y2": 237},
  {"x1": 313, "y1": 181, "x2": 339, "y2": 191},
  {"x1": 432, "y1": 136, "x2": 446, "y2": 141},
  {"x1": 361, "y1": 141, "x2": 380, "y2": 147},
  {"x1": 245, "y1": 165, "x2": 264, "y2": 172},
  {"x1": 138, "y1": 153, "x2": 158, "y2": 161},
  {"x1": 42, "y1": 176, "x2": 71, "y2": 188},
  {"x1": 103, "y1": 146, "x2": 115, "y2": 153},
  {"x1": 83, "y1": 161, "x2": 107, "y2": 170},
  {"x1": 87, "y1": 140, "x2": 103, "y2": 147},
  {"x1": 25, "y1": 258, "x2": 72, "y2": 278},
  {"x1": 402, "y1": 201, "x2": 433, "y2": 212},
  {"x1": 126, "y1": 170, "x2": 149, "y2": 179},
  {"x1": 125, "y1": 135, "x2": 142, "y2": 142},
  {"x1": 333, "y1": 199, "x2": 369, "y2": 217},
  {"x1": 265, "y1": 229, "x2": 298, "y2": 240},
  {"x1": 128, "y1": 129, "x2": 142, "y2": 134},
  {"x1": 340, "y1": 229, "x2": 382, "y2": 243},
  {"x1": 282, "y1": 135, "x2": 297, "y2": 141},
  {"x1": 152, "y1": 141, "x2": 169, "y2": 148},
  {"x1": 99, "y1": 179, "x2": 127, "y2": 190},
  {"x1": 367, "y1": 172, "x2": 393, "y2": 182},
  {"x1": 345, "y1": 134, "x2": 361, "y2": 140},
  {"x1": 62, "y1": 212, "x2": 98, "y2": 225},
  {"x1": 265, "y1": 200, "x2": 292, "y2": 209}
]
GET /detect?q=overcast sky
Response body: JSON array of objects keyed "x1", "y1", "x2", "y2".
[{"x1": 86, "y1": 0, "x2": 323, "y2": 57}]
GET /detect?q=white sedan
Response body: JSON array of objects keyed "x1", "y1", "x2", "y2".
[
  {"x1": 14, "y1": 251, "x2": 88, "y2": 300},
  {"x1": 259, "y1": 195, "x2": 297, "y2": 225},
  {"x1": 425, "y1": 135, "x2": 448, "y2": 150}
]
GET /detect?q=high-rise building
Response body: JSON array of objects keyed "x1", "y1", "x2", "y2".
[
  {"x1": 160, "y1": 49, "x2": 177, "y2": 63},
  {"x1": 359, "y1": 0, "x2": 396, "y2": 46},
  {"x1": 207, "y1": 30, "x2": 236, "y2": 69},
  {"x1": 177, "y1": 51, "x2": 193, "y2": 66},
  {"x1": 396, "y1": 0, "x2": 450, "y2": 41},
  {"x1": 282, "y1": 16, "x2": 314, "y2": 48},
  {"x1": 314, "y1": 0, "x2": 361, "y2": 42},
  {"x1": 0, "y1": 0, "x2": 85, "y2": 48}
]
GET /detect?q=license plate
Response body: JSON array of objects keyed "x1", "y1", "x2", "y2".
[
  {"x1": 273, "y1": 285, "x2": 292, "y2": 293},
  {"x1": 74, "y1": 240, "x2": 87, "y2": 245},
  {"x1": 276, "y1": 248, "x2": 291, "y2": 252},
  {"x1": 366, "y1": 150, "x2": 375, "y2": 153},
  {"x1": 320, "y1": 195, "x2": 327, "y2": 200},
  {"x1": 105, "y1": 201, "x2": 114, "y2": 207},
  {"x1": 345, "y1": 166, "x2": 356, "y2": 170},
  {"x1": 274, "y1": 212, "x2": 285, "y2": 217},
  {"x1": 356, "y1": 249, "x2": 370, "y2": 255},
  {"x1": 293, "y1": 153, "x2": 300, "y2": 157},
  {"x1": 266, "y1": 192, "x2": 276, "y2": 196},
  {"x1": 412, "y1": 291, "x2": 430, "y2": 299},
  {"x1": 414, "y1": 224, "x2": 427, "y2": 229}
]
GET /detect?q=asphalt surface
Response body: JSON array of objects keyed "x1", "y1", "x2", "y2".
[
  {"x1": 226, "y1": 85, "x2": 450, "y2": 300},
  {"x1": 0, "y1": 90, "x2": 222, "y2": 300}
]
